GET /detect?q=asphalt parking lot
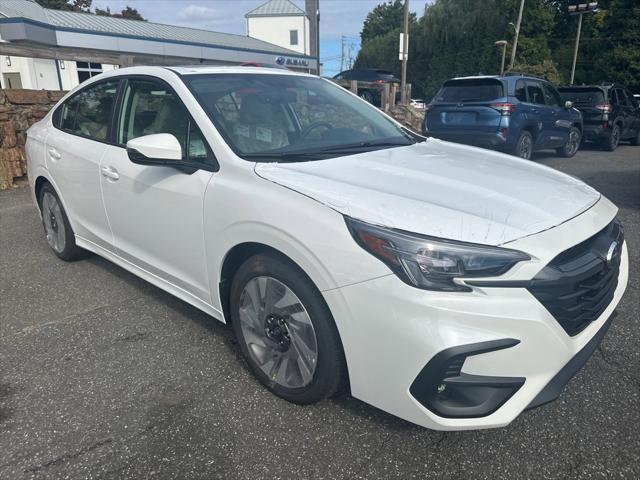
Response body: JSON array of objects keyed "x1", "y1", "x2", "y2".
[{"x1": 1, "y1": 144, "x2": 639, "y2": 480}]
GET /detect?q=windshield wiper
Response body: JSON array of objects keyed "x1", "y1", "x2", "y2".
[{"x1": 243, "y1": 139, "x2": 414, "y2": 162}]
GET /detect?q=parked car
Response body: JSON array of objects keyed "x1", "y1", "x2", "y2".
[
  {"x1": 558, "y1": 83, "x2": 640, "y2": 150},
  {"x1": 333, "y1": 68, "x2": 400, "y2": 105},
  {"x1": 26, "y1": 66, "x2": 628, "y2": 430},
  {"x1": 410, "y1": 98, "x2": 426, "y2": 110},
  {"x1": 423, "y1": 73, "x2": 583, "y2": 159}
]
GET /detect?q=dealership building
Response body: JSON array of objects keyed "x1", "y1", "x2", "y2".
[{"x1": 0, "y1": 0, "x2": 317, "y2": 90}]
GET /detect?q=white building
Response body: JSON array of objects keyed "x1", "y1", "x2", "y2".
[
  {"x1": 246, "y1": 0, "x2": 310, "y2": 56},
  {"x1": 0, "y1": 0, "x2": 315, "y2": 90}
]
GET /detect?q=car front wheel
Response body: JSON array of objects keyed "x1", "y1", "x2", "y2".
[
  {"x1": 556, "y1": 126, "x2": 582, "y2": 158},
  {"x1": 230, "y1": 253, "x2": 346, "y2": 404},
  {"x1": 513, "y1": 130, "x2": 533, "y2": 159}
]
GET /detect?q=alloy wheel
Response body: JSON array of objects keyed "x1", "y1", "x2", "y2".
[
  {"x1": 518, "y1": 134, "x2": 533, "y2": 159},
  {"x1": 41, "y1": 191, "x2": 66, "y2": 253},
  {"x1": 566, "y1": 129, "x2": 580, "y2": 156},
  {"x1": 238, "y1": 276, "x2": 318, "y2": 389}
]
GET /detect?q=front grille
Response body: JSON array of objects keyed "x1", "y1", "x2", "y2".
[{"x1": 528, "y1": 220, "x2": 623, "y2": 336}]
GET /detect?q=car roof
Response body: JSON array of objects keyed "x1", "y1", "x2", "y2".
[{"x1": 166, "y1": 65, "x2": 310, "y2": 77}]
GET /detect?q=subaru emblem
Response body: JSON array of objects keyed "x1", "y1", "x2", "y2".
[{"x1": 275, "y1": 56, "x2": 286, "y2": 66}]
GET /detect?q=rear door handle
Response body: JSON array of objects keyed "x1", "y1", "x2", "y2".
[
  {"x1": 101, "y1": 166, "x2": 120, "y2": 181},
  {"x1": 48, "y1": 149, "x2": 61, "y2": 160}
]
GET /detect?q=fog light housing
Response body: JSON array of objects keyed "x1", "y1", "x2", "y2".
[{"x1": 410, "y1": 339, "x2": 525, "y2": 418}]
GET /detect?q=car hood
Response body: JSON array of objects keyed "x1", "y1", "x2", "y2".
[{"x1": 254, "y1": 139, "x2": 600, "y2": 245}]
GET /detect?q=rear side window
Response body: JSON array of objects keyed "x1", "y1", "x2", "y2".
[
  {"x1": 58, "y1": 80, "x2": 119, "y2": 141},
  {"x1": 514, "y1": 80, "x2": 528, "y2": 102},
  {"x1": 558, "y1": 88, "x2": 605, "y2": 105},
  {"x1": 526, "y1": 82, "x2": 545, "y2": 105},
  {"x1": 434, "y1": 79, "x2": 504, "y2": 103},
  {"x1": 118, "y1": 78, "x2": 209, "y2": 163}
]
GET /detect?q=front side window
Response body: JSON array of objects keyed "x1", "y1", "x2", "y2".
[
  {"x1": 185, "y1": 74, "x2": 415, "y2": 160},
  {"x1": 526, "y1": 82, "x2": 545, "y2": 105},
  {"x1": 118, "y1": 78, "x2": 208, "y2": 163},
  {"x1": 542, "y1": 83, "x2": 562, "y2": 107},
  {"x1": 59, "y1": 80, "x2": 118, "y2": 141},
  {"x1": 290, "y1": 30, "x2": 299, "y2": 46}
]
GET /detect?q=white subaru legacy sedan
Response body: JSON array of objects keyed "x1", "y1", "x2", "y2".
[{"x1": 26, "y1": 66, "x2": 628, "y2": 430}]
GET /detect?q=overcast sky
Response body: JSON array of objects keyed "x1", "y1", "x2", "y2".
[{"x1": 91, "y1": 0, "x2": 431, "y2": 75}]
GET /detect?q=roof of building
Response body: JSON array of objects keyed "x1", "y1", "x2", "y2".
[
  {"x1": 0, "y1": 0, "x2": 302, "y2": 56},
  {"x1": 245, "y1": 0, "x2": 306, "y2": 18}
]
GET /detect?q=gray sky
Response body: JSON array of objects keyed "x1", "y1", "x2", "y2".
[{"x1": 91, "y1": 0, "x2": 431, "y2": 75}]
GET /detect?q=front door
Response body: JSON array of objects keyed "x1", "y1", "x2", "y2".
[
  {"x1": 100, "y1": 77, "x2": 216, "y2": 303},
  {"x1": 541, "y1": 82, "x2": 570, "y2": 148}
]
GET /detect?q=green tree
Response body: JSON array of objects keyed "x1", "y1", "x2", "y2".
[
  {"x1": 35, "y1": 0, "x2": 91, "y2": 12},
  {"x1": 360, "y1": 0, "x2": 416, "y2": 43},
  {"x1": 95, "y1": 6, "x2": 146, "y2": 21}
]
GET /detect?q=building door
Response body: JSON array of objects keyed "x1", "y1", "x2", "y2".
[{"x1": 2, "y1": 73, "x2": 23, "y2": 89}]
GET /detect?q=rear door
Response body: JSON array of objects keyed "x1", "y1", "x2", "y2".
[
  {"x1": 425, "y1": 78, "x2": 505, "y2": 135},
  {"x1": 44, "y1": 79, "x2": 120, "y2": 251}
]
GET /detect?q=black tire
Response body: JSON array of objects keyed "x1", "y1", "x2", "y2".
[
  {"x1": 556, "y1": 126, "x2": 582, "y2": 158},
  {"x1": 513, "y1": 130, "x2": 533, "y2": 159},
  {"x1": 230, "y1": 253, "x2": 347, "y2": 405},
  {"x1": 630, "y1": 128, "x2": 640, "y2": 146},
  {"x1": 603, "y1": 124, "x2": 621, "y2": 151},
  {"x1": 358, "y1": 89, "x2": 375, "y2": 104},
  {"x1": 38, "y1": 183, "x2": 84, "y2": 261}
]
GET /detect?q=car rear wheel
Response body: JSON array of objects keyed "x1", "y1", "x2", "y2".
[
  {"x1": 38, "y1": 183, "x2": 84, "y2": 261},
  {"x1": 556, "y1": 126, "x2": 582, "y2": 158},
  {"x1": 513, "y1": 131, "x2": 533, "y2": 160},
  {"x1": 603, "y1": 124, "x2": 621, "y2": 151},
  {"x1": 230, "y1": 253, "x2": 346, "y2": 404}
]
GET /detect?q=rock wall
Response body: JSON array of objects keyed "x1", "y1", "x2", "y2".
[
  {"x1": 0, "y1": 89, "x2": 65, "y2": 190},
  {"x1": 388, "y1": 104, "x2": 425, "y2": 134}
]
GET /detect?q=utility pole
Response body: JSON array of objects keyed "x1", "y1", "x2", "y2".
[
  {"x1": 400, "y1": 0, "x2": 409, "y2": 105},
  {"x1": 495, "y1": 40, "x2": 508, "y2": 75},
  {"x1": 509, "y1": 0, "x2": 525, "y2": 70},
  {"x1": 569, "y1": 2, "x2": 599, "y2": 85},
  {"x1": 305, "y1": 0, "x2": 320, "y2": 74},
  {"x1": 340, "y1": 34, "x2": 345, "y2": 72}
]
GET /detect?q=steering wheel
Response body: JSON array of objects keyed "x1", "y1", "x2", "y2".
[{"x1": 300, "y1": 121, "x2": 334, "y2": 139}]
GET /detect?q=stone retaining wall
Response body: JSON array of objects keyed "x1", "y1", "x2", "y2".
[{"x1": 0, "y1": 89, "x2": 65, "y2": 190}]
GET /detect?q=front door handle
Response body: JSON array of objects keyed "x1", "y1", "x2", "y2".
[
  {"x1": 48, "y1": 149, "x2": 61, "y2": 160},
  {"x1": 101, "y1": 166, "x2": 120, "y2": 181}
]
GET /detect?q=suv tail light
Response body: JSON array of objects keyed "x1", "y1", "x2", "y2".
[
  {"x1": 595, "y1": 103, "x2": 613, "y2": 113},
  {"x1": 491, "y1": 103, "x2": 516, "y2": 116}
]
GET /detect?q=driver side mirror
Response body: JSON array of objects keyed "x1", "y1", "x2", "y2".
[
  {"x1": 564, "y1": 100, "x2": 574, "y2": 109},
  {"x1": 127, "y1": 133, "x2": 183, "y2": 166}
]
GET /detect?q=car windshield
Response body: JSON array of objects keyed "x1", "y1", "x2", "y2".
[
  {"x1": 434, "y1": 78, "x2": 504, "y2": 103},
  {"x1": 184, "y1": 73, "x2": 416, "y2": 161},
  {"x1": 558, "y1": 88, "x2": 605, "y2": 105}
]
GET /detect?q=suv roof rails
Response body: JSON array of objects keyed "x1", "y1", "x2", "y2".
[
  {"x1": 599, "y1": 81, "x2": 615, "y2": 87},
  {"x1": 503, "y1": 71, "x2": 548, "y2": 81}
]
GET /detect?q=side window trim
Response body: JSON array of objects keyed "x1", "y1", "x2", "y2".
[{"x1": 115, "y1": 74, "x2": 219, "y2": 171}]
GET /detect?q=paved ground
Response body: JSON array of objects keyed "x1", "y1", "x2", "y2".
[{"x1": 1, "y1": 144, "x2": 639, "y2": 480}]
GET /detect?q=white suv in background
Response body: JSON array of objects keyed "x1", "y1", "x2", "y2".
[{"x1": 26, "y1": 66, "x2": 628, "y2": 430}]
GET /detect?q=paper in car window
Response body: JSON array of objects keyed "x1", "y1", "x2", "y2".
[
  {"x1": 256, "y1": 127, "x2": 272, "y2": 143},
  {"x1": 235, "y1": 125, "x2": 250, "y2": 138}
]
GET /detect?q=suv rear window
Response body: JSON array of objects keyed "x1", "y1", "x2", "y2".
[
  {"x1": 434, "y1": 79, "x2": 504, "y2": 103},
  {"x1": 558, "y1": 88, "x2": 605, "y2": 105}
]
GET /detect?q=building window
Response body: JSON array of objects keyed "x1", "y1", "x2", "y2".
[
  {"x1": 290, "y1": 30, "x2": 299, "y2": 46},
  {"x1": 76, "y1": 61, "x2": 103, "y2": 83}
]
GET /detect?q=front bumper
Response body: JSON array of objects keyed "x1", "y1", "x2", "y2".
[{"x1": 323, "y1": 198, "x2": 628, "y2": 430}]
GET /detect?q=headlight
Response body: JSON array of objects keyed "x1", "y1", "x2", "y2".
[{"x1": 346, "y1": 217, "x2": 530, "y2": 292}]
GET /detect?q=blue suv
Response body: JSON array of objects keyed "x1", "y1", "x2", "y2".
[{"x1": 423, "y1": 74, "x2": 583, "y2": 159}]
